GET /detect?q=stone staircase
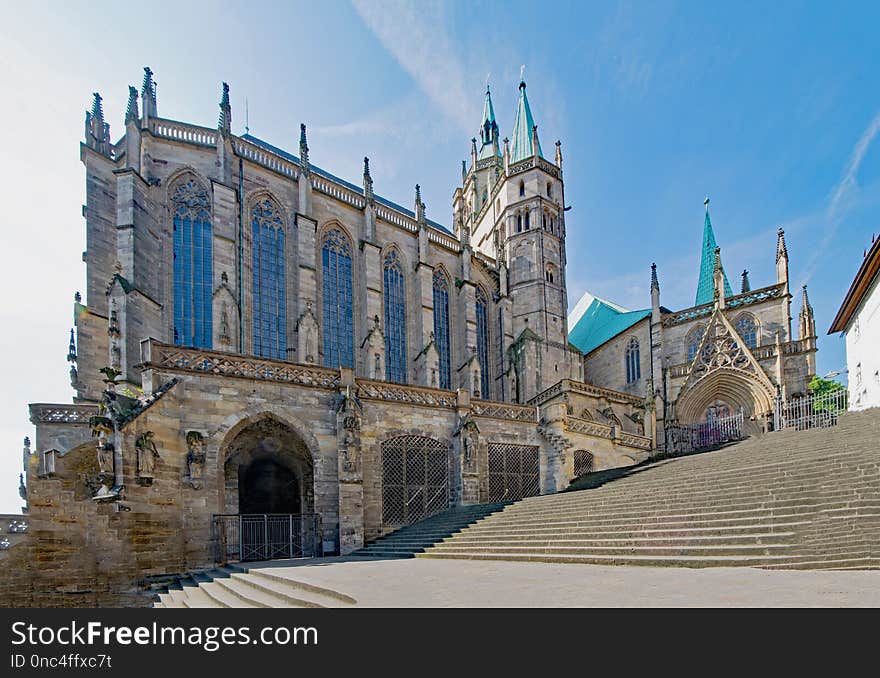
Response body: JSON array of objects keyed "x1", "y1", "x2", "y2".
[
  {"x1": 409, "y1": 409, "x2": 880, "y2": 570},
  {"x1": 352, "y1": 503, "x2": 510, "y2": 558},
  {"x1": 153, "y1": 565, "x2": 358, "y2": 608}
]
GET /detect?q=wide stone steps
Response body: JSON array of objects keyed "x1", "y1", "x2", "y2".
[
  {"x1": 152, "y1": 566, "x2": 358, "y2": 608},
  {"x1": 364, "y1": 410, "x2": 880, "y2": 570}
]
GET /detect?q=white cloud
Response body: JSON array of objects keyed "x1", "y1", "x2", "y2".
[
  {"x1": 799, "y1": 109, "x2": 880, "y2": 286},
  {"x1": 351, "y1": 0, "x2": 476, "y2": 132}
]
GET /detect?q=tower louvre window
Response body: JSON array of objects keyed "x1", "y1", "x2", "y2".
[
  {"x1": 433, "y1": 270, "x2": 452, "y2": 390},
  {"x1": 252, "y1": 198, "x2": 286, "y2": 360},
  {"x1": 383, "y1": 250, "x2": 407, "y2": 384},
  {"x1": 475, "y1": 287, "x2": 490, "y2": 398},
  {"x1": 519, "y1": 180, "x2": 525, "y2": 197},
  {"x1": 172, "y1": 178, "x2": 213, "y2": 349},
  {"x1": 322, "y1": 227, "x2": 354, "y2": 368}
]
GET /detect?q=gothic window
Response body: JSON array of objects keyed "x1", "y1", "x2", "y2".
[
  {"x1": 251, "y1": 198, "x2": 286, "y2": 359},
  {"x1": 734, "y1": 314, "x2": 758, "y2": 349},
  {"x1": 519, "y1": 180, "x2": 525, "y2": 197},
  {"x1": 172, "y1": 178, "x2": 213, "y2": 348},
  {"x1": 433, "y1": 269, "x2": 451, "y2": 390},
  {"x1": 517, "y1": 214, "x2": 523, "y2": 233},
  {"x1": 383, "y1": 250, "x2": 407, "y2": 384},
  {"x1": 625, "y1": 336, "x2": 641, "y2": 384},
  {"x1": 525, "y1": 211, "x2": 530, "y2": 230},
  {"x1": 475, "y1": 287, "x2": 490, "y2": 398},
  {"x1": 322, "y1": 227, "x2": 354, "y2": 368},
  {"x1": 545, "y1": 265, "x2": 555, "y2": 284},
  {"x1": 686, "y1": 325, "x2": 705, "y2": 362}
]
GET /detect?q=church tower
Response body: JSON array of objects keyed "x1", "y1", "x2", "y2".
[{"x1": 454, "y1": 74, "x2": 575, "y2": 403}]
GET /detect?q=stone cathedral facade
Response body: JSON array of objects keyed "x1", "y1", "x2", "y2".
[{"x1": 10, "y1": 69, "x2": 657, "y2": 604}]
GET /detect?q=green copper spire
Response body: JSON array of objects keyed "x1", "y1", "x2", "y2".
[
  {"x1": 478, "y1": 84, "x2": 500, "y2": 160},
  {"x1": 509, "y1": 71, "x2": 543, "y2": 163},
  {"x1": 695, "y1": 197, "x2": 733, "y2": 306}
]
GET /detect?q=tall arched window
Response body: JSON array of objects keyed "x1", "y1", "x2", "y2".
[
  {"x1": 625, "y1": 337, "x2": 641, "y2": 384},
  {"x1": 433, "y1": 269, "x2": 451, "y2": 390},
  {"x1": 519, "y1": 180, "x2": 525, "y2": 197},
  {"x1": 322, "y1": 228, "x2": 353, "y2": 368},
  {"x1": 252, "y1": 198, "x2": 285, "y2": 359},
  {"x1": 383, "y1": 250, "x2": 407, "y2": 383},
  {"x1": 475, "y1": 287, "x2": 490, "y2": 398},
  {"x1": 735, "y1": 314, "x2": 758, "y2": 349},
  {"x1": 686, "y1": 326, "x2": 705, "y2": 362},
  {"x1": 172, "y1": 178, "x2": 213, "y2": 348}
]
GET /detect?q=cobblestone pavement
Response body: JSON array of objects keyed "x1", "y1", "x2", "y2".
[{"x1": 245, "y1": 557, "x2": 880, "y2": 607}]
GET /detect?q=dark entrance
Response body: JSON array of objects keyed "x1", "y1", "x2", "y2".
[{"x1": 239, "y1": 458, "x2": 301, "y2": 515}]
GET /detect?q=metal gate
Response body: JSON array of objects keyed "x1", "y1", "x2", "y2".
[
  {"x1": 667, "y1": 409, "x2": 745, "y2": 453},
  {"x1": 381, "y1": 436, "x2": 450, "y2": 527},
  {"x1": 573, "y1": 450, "x2": 594, "y2": 477},
  {"x1": 488, "y1": 443, "x2": 540, "y2": 502},
  {"x1": 212, "y1": 514, "x2": 322, "y2": 563}
]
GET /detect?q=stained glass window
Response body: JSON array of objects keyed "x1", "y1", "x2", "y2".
[
  {"x1": 322, "y1": 228, "x2": 353, "y2": 368},
  {"x1": 252, "y1": 199, "x2": 285, "y2": 359},
  {"x1": 625, "y1": 336, "x2": 641, "y2": 385},
  {"x1": 735, "y1": 314, "x2": 758, "y2": 349},
  {"x1": 475, "y1": 287, "x2": 490, "y2": 398},
  {"x1": 383, "y1": 250, "x2": 407, "y2": 383},
  {"x1": 172, "y1": 178, "x2": 212, "y2": 348},
  {"x1": 433, "y1": 269, "x2": 451, "y2": 390},
  {"x1": 687, "y1": 326, "x2": 705, "y2": 362}
]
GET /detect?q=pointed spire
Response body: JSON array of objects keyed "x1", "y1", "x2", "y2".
[
  {"x1": 85, "y1": 92, "x2": 111, "y2": 155},
  {"x1": 299, "y1": 123, "x2": 311, "y2": 177},
  {"x1": 776, "y1": 227, "x2": 788, "y2": 262},
  {"x1": 125, "y1": 86, "x2": 139, "y2": 125},
  {"x1": 461, "y1": 160, "x2": 467, "y2": 184},
  {"x1": 140, "y1": 66, "x2": 157, "y2": 122},
  {"x1": 218, "y1": 82, "x2": 231, "y2": 137},
  {"x1": 477, "y1": 83, "x2": 500, "y2": 159},
  {"x1": 741, "y1": 269, "x2": 751, "y2": 294},
  {"x1": 91, "y1": 92, "x2": 104, "y2": 121},
  {"x1": 414, "y1": 184, "x2": 426, "y2": 224},
  {"x1": 363, "y1": 156, "x2": 373, "y2": 203},
  {"x1": 695, "y1": 197, "x2": 733, "y2": 306},
  {"x1": 799, "y1": 284, "x2": 816, "y2": 339},
  {"x1": 510, "y1": 76, "x2": 543, "y2": 163},
  {"x1": 651, "y1": 262, "x2": 659, "y2": 292},
  {"x1": 67, "y1": 328, "x2": 77, "y2": 363},
  {"x1": 555, "y1": 140, "x2": 563, "y2": 169}
]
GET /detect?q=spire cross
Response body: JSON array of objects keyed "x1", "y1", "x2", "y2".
[{"x1": 520, "y1": 64, "x2": 525, "y2": 82}]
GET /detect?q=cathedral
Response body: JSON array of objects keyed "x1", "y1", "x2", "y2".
[{"x1": 12, "y1": 66, "x2": 815, "y2": 603}]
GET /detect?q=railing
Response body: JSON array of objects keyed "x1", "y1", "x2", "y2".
[
  {"x1": 152, "y1": 119, "x2": 218, "y2": 147},
  {"x1": 667, "y1": 410, "x2": 745, "y2": 453},
  {"x1": 29, "y1": 404, "x2": 98, "y2": 425},
  {"x1": 773, "y1": 390, "x2": 848, "y2": 431},
  {"x1": 528, "y1": 378, "x2": 643, "y2": 407},
  {"x1": 233, "y1": 138, "x2": 298, "y2": 179},
  {"x1": 212, "y1": 514, "x2": 322, "y2": 563}
]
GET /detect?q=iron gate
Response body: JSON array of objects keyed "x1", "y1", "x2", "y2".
[
  {"x1": 488, "y1": 443, "x2": 540, "y2": 502},
  {"x1": 667, "y1": 409, "x2": 745, "y2": 453},
  {"x1": 573, "y1": 449, "x2": 594, "y2": 477},
  {"x1": 773, "y1": 391, "x2": 848, "y2": 431},
  {"x1": 212, "y1": 513, "x2": 322, "y2": 563},
  {"x1": 381, "y1": 436, "x2": 450, "y2": 527}
]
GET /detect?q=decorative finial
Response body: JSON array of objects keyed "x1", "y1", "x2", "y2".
[
  {"x1": 141, "y1": 67, "x2": 155, "y2": 96},
  {"x1": 363, "y1": 157, "x2": 373, "y2": 202},
  {"x1": 741, "y1": 269, "x2": 751, "y2": 294},
  {"x1": 520, "y1": 64, "x2": 526, "y2": 83},
  {"x1": 67, "y1": 328, "x2": 77, "y2": 363},
  {"x1": 91, "y1": 93, "x2": 104, "y2": 120},
  {"x1": 651, "y1": 262, "x2": 659, "y2": 291},
  {"x1": 486, "y1": 72, "x2": 491, "y2": 93},
  {"x1": 218, "y1": 82, "x2": 231, "y2": 136},
  {"x1": 23, "y1": 436, "x2": 30, "y2": 450},
  {"x1": 125, "y1": 86, "x2": 139, "y2": 125},
  {"x1": 704, "y1": 195, "x2": 710, "y2": 209},
  {"x1": 299, "y1": 123, "x2": 310, "y2": 175},
  {"x1": 74, "y1": 291, "x2": 82, "y2": 303}
]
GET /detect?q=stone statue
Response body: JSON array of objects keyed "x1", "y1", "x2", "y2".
[
  {"x1": 336, "y1": 385, "x2": 362, "y2": 476},
  {"x1": 297, "y1": 300, "x2": 318, "y2": 364},
  {"x1": 135, "y1": 431, "x2": 160, "y2": 484},
  {"x1": 96, "y1": 438, "x2": 114, "y2": 476},
  {"x1": 185, "y1": 431, "x2": 206, "y2": 489}
]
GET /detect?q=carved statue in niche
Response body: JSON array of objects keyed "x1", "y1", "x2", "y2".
[
  {"x1": 135, "y1": 431, "x2": 160, "y2": 484},
  {"x1": 297, "y1": 300, "x2": 319, "y2": 364},
  {"x1": 185, "y1": 431, "x2": 206, "y2": 489},
  {"x1": 336, "y1": 385, "x2": 362, "y2": 476},
  {"x1": 96, "y1": 437, "x2": 114, "y2": 476},
  {"x1": 455, "y1": 416, "x2": 480, "y2": 473}
]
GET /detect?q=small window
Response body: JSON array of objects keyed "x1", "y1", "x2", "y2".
[
  {"x1": 625, "y1": 337, "x2": 641, "y2": 385},
  {"x1": 517, "y1": 214, "x2": 522, "y2": 233},
  {"x1": 519, "y1": 180, "x2": 525, "y2": 197},
  {"x1": 525, "y1": 212, "x2": 530, "y2": 230},
  {"x1": 547, "y1": 182, "x2": 552, "y2": 197}
]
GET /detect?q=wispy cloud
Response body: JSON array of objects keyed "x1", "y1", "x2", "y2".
[
  {"x1": 351, "y1": 0, "x2": 475, "y2": 132},
  {"x1": 799, "y1": 109, "x2": 880, "y2": 285}
]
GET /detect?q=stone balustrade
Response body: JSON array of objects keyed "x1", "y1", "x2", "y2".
[
  {"x1": 29, "y1": 403, "x2": 98, "y2": 425},
  {"x1": 529, "y1": 378, "x2": 644, "y2": 407},
  {"x1": 152, "y1": 118, "x2": 218, "y2": 147}
]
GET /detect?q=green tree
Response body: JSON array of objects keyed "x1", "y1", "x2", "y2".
[{"x1": 807, "y1": 375, "x2": 847, "y2": 414}]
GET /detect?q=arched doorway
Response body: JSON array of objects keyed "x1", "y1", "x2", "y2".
[{"x1": 217, "y1": 415, "x2": 318, "y2": 561}]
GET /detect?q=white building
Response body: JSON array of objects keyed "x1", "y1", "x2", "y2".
[{"x1": 829, "y1": 235, "x2": 880, "y2": 410}]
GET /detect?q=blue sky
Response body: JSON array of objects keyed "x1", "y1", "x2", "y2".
[{"x1": 1, "y1": 0, "x2": 878, "y2": 512}]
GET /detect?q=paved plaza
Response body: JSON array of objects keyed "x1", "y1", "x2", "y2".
[{"x1": 239, "y1": 557, "x2": 880, "y2": 608}]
